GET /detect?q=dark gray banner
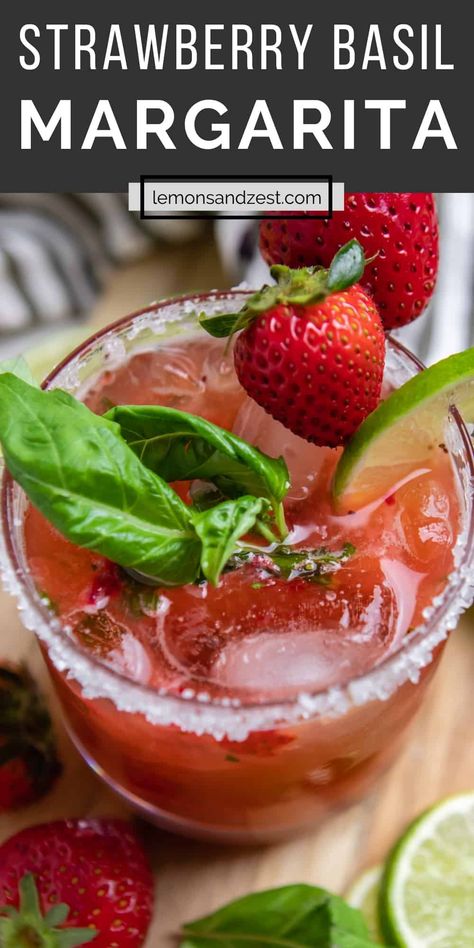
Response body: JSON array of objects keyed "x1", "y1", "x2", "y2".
[{"x1": 0, "y1": 1, "x2": 468, "y2": 192}]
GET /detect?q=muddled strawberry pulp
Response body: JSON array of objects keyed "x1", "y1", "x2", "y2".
[{"x1": 24, "y1": 334, "x2": 459, "y2": 704}]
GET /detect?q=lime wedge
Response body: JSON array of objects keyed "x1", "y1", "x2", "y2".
[
  {"x1": 333, "y1": 348, "x2": 474, "y2": 511},
  {"x1": 380, "y1": 792, "x2": 474, "y2": 947},
  {"x1": 346, "y1": 865, "x2": 384, "y2": 941}
]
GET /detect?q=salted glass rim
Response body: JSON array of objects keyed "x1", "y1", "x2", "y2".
[{"x1": 1, "y1": 290, "x2": 474, "y2": 738}]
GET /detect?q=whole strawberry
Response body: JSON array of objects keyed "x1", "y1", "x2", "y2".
[
  {"x1": 0, "y1": 663, "x2": 61, "y2": 810},
  {"x1": 0, "y1": 819, "x2": 153, "y2": 947},
  {"x1": 200, "y1": 240, "x2": 385, "y2": 447},
  {"x1": 259, "y1": 193, "x2": 439, "y2": 330}
]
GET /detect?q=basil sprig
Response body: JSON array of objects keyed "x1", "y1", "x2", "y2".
[
  {"x1": 0, "y1": 370, "x2": 289, "y2": 587},
  {"x1": 105, "y1": 404, "x2": 289, "y2": 536},
  {"x1": 0, "y1": 374, "x2": 201, "y2": 586},
  {"x1": 180, "y1": 884, "x2": 384, "y2": 947}
]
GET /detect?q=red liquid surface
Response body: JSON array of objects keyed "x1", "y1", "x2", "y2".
[{"x1": 23, "y1": 335, "x2": 461, "y2": 839}]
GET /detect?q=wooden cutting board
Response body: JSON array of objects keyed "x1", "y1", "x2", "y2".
[{"x1": 1, "y1": 244, "x2": 474, "y2": 944}]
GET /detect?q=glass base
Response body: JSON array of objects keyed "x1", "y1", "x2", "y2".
[{"x1": 65, "y1": 721, "x2": 384, "y2": 845}]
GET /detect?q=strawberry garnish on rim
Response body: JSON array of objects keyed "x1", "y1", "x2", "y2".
[{"x1": 200, "y1": 239, "x2": 385, "y2": 448}]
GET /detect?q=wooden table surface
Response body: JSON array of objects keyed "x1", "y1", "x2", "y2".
[{"x1": 1, "y1": 237, "x2": 474, "y2": 945}]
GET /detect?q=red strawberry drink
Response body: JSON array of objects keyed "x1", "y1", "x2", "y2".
[{"x1": 1, "y1": 289, "x2": 473, "y2": 843}]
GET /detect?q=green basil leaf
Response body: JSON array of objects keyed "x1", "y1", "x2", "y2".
[
  {"x1": 104, "y1": 405, "x2": 290, "y2": 506},
  {"x1": 194, "y1": 496, "x2": 270, "y2": 585},
  {"x1": 0, "y1": 374, "x2": 200, "y2": 586},
  {"x1": 0, "y1": 355, "x2": 39, "y2": 387},
  {"x1": 334, "y1": 937, "x2": 386, "y2": 948},
  {"x1": 180, "y1": 884, "x2": 384, "y2": 947},
  {"x1": 328, "y1": 894, "x2": 381, "y2": 944},
  {"x1": 327, "y1": 239, "x2": 365, "y2": 293}
]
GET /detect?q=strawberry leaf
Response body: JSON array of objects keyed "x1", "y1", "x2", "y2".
[
  {"x1": 18, "y1": 872, "x2": 40, "y2": 917},
  {"x1": 200, "y1": 241, "x2": 366, "y2": 343},
  {"x1": 327, "y1": 238, "x2": 365, "y2": 292},
  {"x1": 54, "y1": 930, "x2": 98, "y2": 947},
  {"x1": 268, "y1": 265, "x2": 327, "y2": 304},
  {"x1": 0, "y1": 875, "x2": 98, "y2": 948},
  {"x1": 198, "y1": 312, "x2": 243, "y2": 338},
  {"x1": 44, "y1": 903, "x2": 70, "y2": 926}
]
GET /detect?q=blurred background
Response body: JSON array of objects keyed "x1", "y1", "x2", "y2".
[{"x1": 0, "y1": 193, "x2": 473, "y2": 377}]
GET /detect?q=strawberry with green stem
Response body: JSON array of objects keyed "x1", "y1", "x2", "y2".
[
  {"x1": 0, "y1": 819, "x2": 153, "y2": 948},
  {"x1": 200, "y1": 239, "x2": 385, "y2": 448},
  {"x1": 0, "y1": 873, "x2": 96, "y2": 947}
]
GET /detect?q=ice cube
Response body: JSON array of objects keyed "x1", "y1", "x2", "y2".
[
  {"x1": 211, "y1": 628, "x2": 353, "y2": 694},
  {"x1": 202, "y1": 342, "x2": 237, "y2": 391},
  {"x1": 396, "y1": 475, "x2": 455, "y2": 567},
  {"x1": 156, "y1": 564, "x2": 400, "y2": 698},
  {"x1": 109, "y1": 633, "x2": 152, "y2": 684},
  {"x1": 144, "y1": 346, "x2": 206, "y2": 400}
]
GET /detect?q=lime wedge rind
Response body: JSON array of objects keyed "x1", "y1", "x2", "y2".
[
  {"x1": 380, "y1": 792, "x2": 474, "y2": 947},
  {"x1": 334, "y1": 348, "x2": 474, "y2": 511}
]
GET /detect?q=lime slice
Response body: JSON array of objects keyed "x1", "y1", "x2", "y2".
[
  {"x1": 380, "y1": 792, "x2": 474, "y2": 947},
  {"x1": 346, "y1": 865, "x2": 384, "y2": 941},
  {"x1": 333, "y1": 348, "x2": 474, "y2": 511}
]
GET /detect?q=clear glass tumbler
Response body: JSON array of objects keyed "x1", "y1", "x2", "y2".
[{"x1": 2, "y1": 292, "x2": 473, "y2": 843}]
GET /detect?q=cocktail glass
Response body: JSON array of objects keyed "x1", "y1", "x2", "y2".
[{"x1": 2, "y1": 291, "x2": 473, "y2": 844}]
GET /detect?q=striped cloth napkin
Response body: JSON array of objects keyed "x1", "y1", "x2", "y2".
[{"x1": 0, "y1": 193, "x2": 201, "y2": 340}]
